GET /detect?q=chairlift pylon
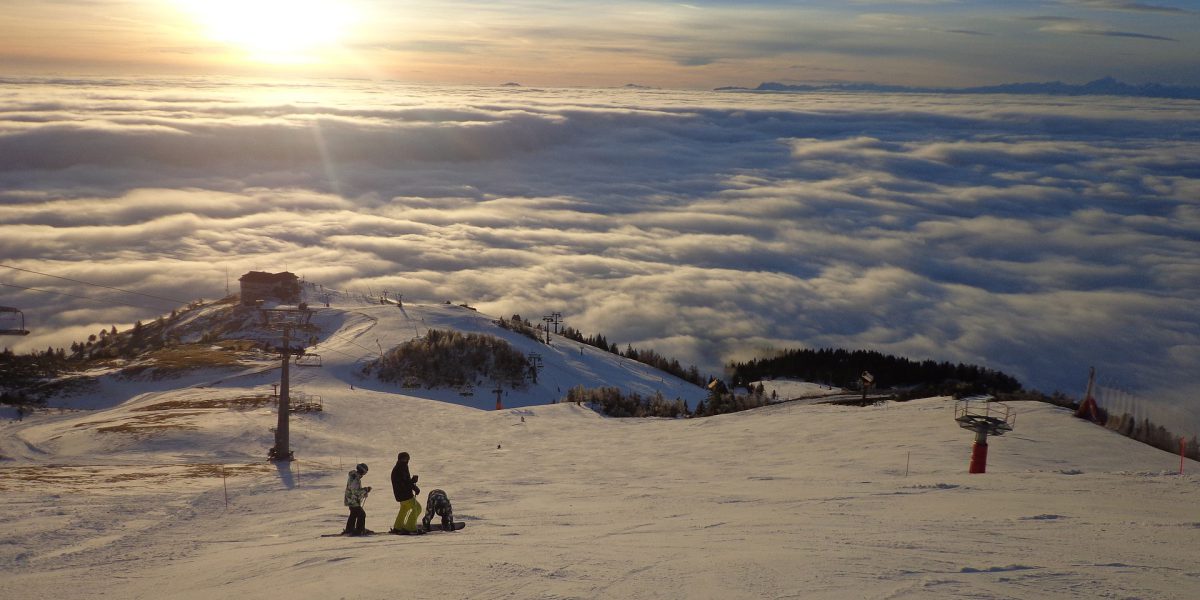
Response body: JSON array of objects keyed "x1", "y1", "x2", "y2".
[{"x1": 0, "y1": 306, "x2": 30, "y2": 336}]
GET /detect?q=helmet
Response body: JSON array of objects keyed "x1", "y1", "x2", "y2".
[{"x1": 356, "y1": 463, "x2": 368, "y2": 474}]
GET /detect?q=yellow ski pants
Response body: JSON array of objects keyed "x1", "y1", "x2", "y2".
[{"x1": 393, "y1": 498, "x2": 422, "y2": 532}]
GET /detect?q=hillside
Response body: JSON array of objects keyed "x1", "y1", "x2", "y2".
[
  {"x1": 1, "y1": 290, "x2": 710, "y2": 416},
  {"x1": 1, "y1": 292, "x2": 1198, "y2": 599}
]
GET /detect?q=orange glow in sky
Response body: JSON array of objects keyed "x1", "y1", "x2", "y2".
[
  {"x1": 0, "y1": 1, "x2": 1196, "y2": 88},
  {"x1": 174, "y1": 0, "x2": 358, "y2": 65}
]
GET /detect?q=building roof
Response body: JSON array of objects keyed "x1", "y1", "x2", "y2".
[{"x1": 238, "y1": 271, "x2": 298, "y2": 283}]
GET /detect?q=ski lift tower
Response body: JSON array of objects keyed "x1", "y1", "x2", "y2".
[
  {"x1": 0, "y1": 306, "x2": 31, "y2": 336},
  {"x1": 954, "y1": 395, "x2": 1016, "y2": 474},
  {"x1": 527, "y1": 352, "x2": 543, "y2": 384},
  {"x1": 261, "y1": 306, "x2": 312, "y2": 462}
]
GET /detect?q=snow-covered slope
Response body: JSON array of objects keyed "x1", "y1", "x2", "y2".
[{"x1": 1, "y1": 297, "x2": 1197, "y2": 600}]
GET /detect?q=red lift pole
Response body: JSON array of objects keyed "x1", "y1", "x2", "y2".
[{"x1": 954, "y1": 397, "x2": 1015, "y2": 474}]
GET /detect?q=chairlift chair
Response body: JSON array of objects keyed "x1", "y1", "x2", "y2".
[{"x1": 0, "y1": 306, "x2": 30, "y2": 336}]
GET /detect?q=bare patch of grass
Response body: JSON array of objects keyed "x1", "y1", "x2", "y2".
[
  {"x1": 71, "y1": 394, "x2": 278, "y2": 438},
  {"x1": 120, "y1": 341, "x2": 270, "y2": 378},
  {"x1": 184, "y1": 463, "x2": 272, "y2": 479},
  {"x1": 92, "y1": 412, "x2": 206, "y2": 434},
  {"x1": 134, "y1": 395, "x2": 274, "y2": 411},
  {"x1": 0, "y1": 463, "x2": 275, "y2": 491}
]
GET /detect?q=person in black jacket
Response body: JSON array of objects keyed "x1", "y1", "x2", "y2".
[{"x1": 388, "y1": 452, "x2": 422, "y2": 534}]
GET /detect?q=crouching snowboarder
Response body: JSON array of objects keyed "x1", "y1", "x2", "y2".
[
  {"x1": 421, "y1": 489, "x2": 456, "y2": 532},
  {"x1": 343, "y1": 463, "x2": 373, "y2": 535}
]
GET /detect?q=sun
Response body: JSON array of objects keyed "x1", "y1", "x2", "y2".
[{"x1": 176, "y1": 0, "x2": 357, "y2": 64}]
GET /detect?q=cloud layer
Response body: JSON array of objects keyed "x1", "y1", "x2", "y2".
[{"x1": 1, "y1": 76, "x2": 1198, "y2": 431}]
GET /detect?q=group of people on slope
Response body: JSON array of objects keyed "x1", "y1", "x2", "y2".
[{"x1": 343, "y1": 451, "x2": 456, "y2": 536}]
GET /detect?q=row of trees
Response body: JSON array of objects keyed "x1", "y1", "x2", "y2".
[
  {"x1": 1076, "y1": 402, "x2": 1200, "y2": 462},
  {"x1": 564, "y1": 386, "x2": 689, "y2": 418},
  {"x1": 617, "y1": 345, "x2": 705, "y2": 387},
  {"x1": 557, "y1": 326, "x2": 707, "y2": 387},
  {"x1": 495, "y1": 315, "x2": 545, "y2": 343},
  {"x1": 365, "y1": 329, "x2": 531, "y2": 389},
  {"x1": 567, "y1": 382, "x2": 769, "y2": 419},
  {"x1": 731, "y1": 347, "x2": 1022, "y2": 396},
  {"x1": 693, "y1": 386, "x2": 770, "y2": 417},
  {"x1": 1108, "y1": 412, "x2": 1200, "y2": 460},
  {"x1": 1, "y1": 344, "x2": 91, "y2": 407},
  {"x1": 497, "y1": 315, "x2": 709, "y2": 387}
]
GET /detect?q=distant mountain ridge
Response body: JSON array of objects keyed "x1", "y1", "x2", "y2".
[{"x1": 715, "y1": 76, "x2": 1200, "y2": 100}]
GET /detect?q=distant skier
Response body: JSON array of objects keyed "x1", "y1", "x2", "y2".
[
  {"x1": 389, "y1": 452, "x2": 422, "y2": 534},
  {"x1": 343, "y1": 463, "x2": 373, "y2": 535},
  {"x1": 421, "y1": 489, "x2": 457, "y2": 532}
]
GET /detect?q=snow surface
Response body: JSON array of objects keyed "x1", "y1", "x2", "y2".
[{"x1": 2, "y1": 296, "x2": 1198, "y2": 599}]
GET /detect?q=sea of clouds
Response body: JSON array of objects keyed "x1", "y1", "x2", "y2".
[{"x1": 1, "y1": 76, "x2": 1197, "y2": 431}]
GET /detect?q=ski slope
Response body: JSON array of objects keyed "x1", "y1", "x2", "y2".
[{"x1": 1, "y1": 297, "x2": 1198, "y2": 599}]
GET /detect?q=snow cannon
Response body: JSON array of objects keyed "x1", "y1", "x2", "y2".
[{"x1": 954, "y1": 396, "x2": 1015, "y2": 474}]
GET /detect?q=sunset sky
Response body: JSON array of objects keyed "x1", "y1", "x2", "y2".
[
  {"x1": 3, "y1": 0, "x2": 1199, "y2": 88},
  {"x1": 2, "y1": 2, "x2": 1199, "y2": 430}
]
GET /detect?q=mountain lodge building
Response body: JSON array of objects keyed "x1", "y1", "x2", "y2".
[{"x1": 239, "y1": 271, "x2": 301, "y2": 306}]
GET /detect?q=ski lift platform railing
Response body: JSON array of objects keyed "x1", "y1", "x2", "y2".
[
  {"x1": 295, "y1": 352, "x2": 322, "y2": 367},
  {"x1": 290, "y1": 392, "x2": 323, "y2": 413},
  {"x1": 954, "y1": 395, "x2": 1015, "y2": 435}
]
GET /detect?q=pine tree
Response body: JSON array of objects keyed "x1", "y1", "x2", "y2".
[{"x1": 131, "y1": 321, "x2": 145, "y2": 346}]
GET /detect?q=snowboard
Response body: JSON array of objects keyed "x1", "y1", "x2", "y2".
[
  {"x1": 390, "y1": 522, "x2": 466, "y2": 534},
  {"x1": 423, "y1": 522, "x2": 465, "y2": 533},
  {"x1": 321, "y1": 531, "x2": 382, "y2": 538}
]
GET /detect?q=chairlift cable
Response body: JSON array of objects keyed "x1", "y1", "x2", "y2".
[
  {"x1": 0, "y1": 282, "x2": 176, "y2": 313},
  {"x1": 0, "y1": 263, "x2": 190, "y2": 305}
]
